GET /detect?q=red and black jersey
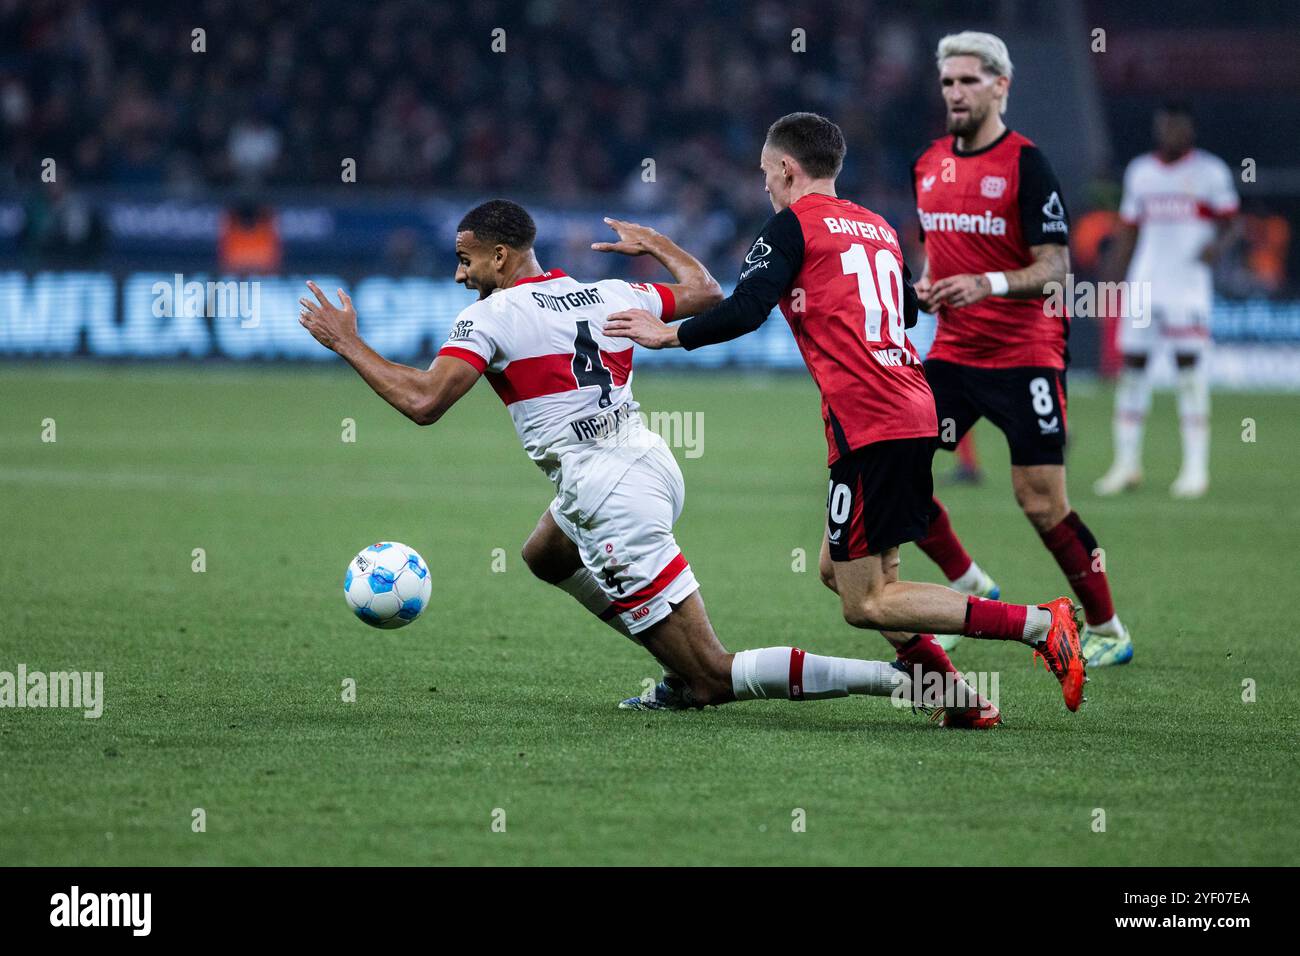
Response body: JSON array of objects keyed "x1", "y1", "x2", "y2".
[
  {"x1": 676, "y1": 193, "x2": 937, "y2": 465},
  {"x1": 912, "y1": 129, "x2": 1070, "y2": 369}
]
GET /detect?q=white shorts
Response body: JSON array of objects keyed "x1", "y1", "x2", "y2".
[
  {"x1": 1118, "y1": 302, "x2": 1211, "y2": 357},
  {"x1": 549, "y1": 441, "x2": 699, "y2": 636}
]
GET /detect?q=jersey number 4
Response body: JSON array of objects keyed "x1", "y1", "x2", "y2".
[
  {"x1": 840, "y1": 243, "x2": 906, "y2": 348},
  {"x1": 572, "y1": 320, "x2": 613, "y2": 408}
]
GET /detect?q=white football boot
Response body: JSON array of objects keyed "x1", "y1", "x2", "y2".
[
  {"x1": 1170, "y1": 470, "x2": 1208, "y2": 499},
  {"x1": 1094, "y1": 463, "x2": 1142, "y2": 496}
]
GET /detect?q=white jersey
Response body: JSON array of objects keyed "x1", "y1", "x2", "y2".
[
  {"x1": 437, "y1": 269, "x2": 677, "y2": 521},
  {"x1": 1119, "y1": 148, "x2": 1238, "y2": 314}
]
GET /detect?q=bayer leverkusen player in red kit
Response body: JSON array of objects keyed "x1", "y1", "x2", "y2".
[
  {"x1": 607, "y1": 112, "x2": 1087, "y2": 720},
  {"x1": 910, "y1": 32, "x2": 1131, "y2": 666}
]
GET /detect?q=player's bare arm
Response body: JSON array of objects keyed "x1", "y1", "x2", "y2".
[
  {"x1": 1197, "y1": 215, "x2": 1241, "y2": 265},
  {"x1": 927, "y1": 243, "x2": 1068, "y2": 309},
  {"x1": 591, "y1": 217, "x2": 723, "y2": 317},
  {"x1": 1102, "y1": 221, "x2": 1139, "y2": 283},
  {"x1": 299, "y1": 280, "x2": 479, "y2": 425},
  {"x1": 913, "y1": 256, "x2": 936, "y2": 312}
]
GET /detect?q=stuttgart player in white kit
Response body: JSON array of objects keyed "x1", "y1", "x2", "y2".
[
  {"x1": 436, "y1": 266, "x2": 701, "y2": 636},
  {"x1": 1097, "y1": 103, "x2": 1239, "y2": 499},
  {"x1": 299, "y1": 199, "x2": 961, "y2": 720}
]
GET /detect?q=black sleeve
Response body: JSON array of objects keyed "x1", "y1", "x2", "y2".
[
  {"x1": 1018, "y1": 145, "x2": 1070, "y2": 246},
  {"x1": 902, "y1": 261, "x2": 919, "y2": 329},
  {"x1": 908, "y1": 147, "x2": 927, "y2": 244},
  {"x1": 676, "y1": 208, "x2": 804, "y2": 351}
]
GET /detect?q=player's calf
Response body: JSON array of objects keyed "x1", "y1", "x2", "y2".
[
  {"x1": 1011, "y1": 468, "x2": 1071, "y2": 533},
  {"x1": 818, "y1": 552, "x2": 839, "y2": 594}
]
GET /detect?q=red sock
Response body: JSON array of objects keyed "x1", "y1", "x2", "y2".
[
  {"x1": 956, "y1": 433, "x2": 979, "y2": 471},
  {"x1": 1040, "y1": 511, "x2": 1116, "y2": 626},
  {"x1": 895, "y1": 633, "x2": 959, "y2": 679},
  {"x1": 962, "y1": 596, "x2": 1028, "y2": 640},
  {"x1": 896, "y1": 634, "x2": 989, "y2": 712},
  {"x1": 917, "y1": 497, "x2": 973, "y2": 581}
]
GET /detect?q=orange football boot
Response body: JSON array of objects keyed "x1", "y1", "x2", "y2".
[{"x1": 1033, "y1": 597, "x2": 1086, "y2": 712}]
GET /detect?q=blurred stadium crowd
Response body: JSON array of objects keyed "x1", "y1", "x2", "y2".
[{"x1": 1, "y1": 0, "x2": 1296, "y2": 301}]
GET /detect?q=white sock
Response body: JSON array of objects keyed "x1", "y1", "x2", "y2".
[
  {"x1": 1113, "y1": 367, "x2": 1151, "y2": 473},
  {"x1": 1087, "y1": 614, "x2": 1125, "y2": 638},
  {"x1": 950, "y1": 561, "x2": 985, "y2": 592},
  {"x1": 1023, "y1": 607, "x2": 1052, "y2": 645},
  {"x1": 556, "y1": 568, "x2": 631, "y2": 636},
  {"x1": 1176, "y1": 363, "x2": 1210, "y2": 479},
  {"x1": 731, "y1": 647, "x2": 906, "y2": 701}
]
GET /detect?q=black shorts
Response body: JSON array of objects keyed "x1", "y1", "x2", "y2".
[
  {"x1": 924, "y1": 359, "x2": 1068, "y2": 466},
  {"x1": 826, "y1": 437, "x2": 936, "y2": 562}
]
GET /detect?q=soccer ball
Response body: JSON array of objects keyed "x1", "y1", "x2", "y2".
[{"x1": 343, "y1": 541, "x2": 432, "y2": 629}]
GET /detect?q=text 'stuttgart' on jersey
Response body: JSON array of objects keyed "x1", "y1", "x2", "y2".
[
  {"x1": 911, "y1": 129, "x2": 1071, "y2": 370},
  {"x1": 675, "y1": 193, "x2": 938, "y2": 465},
  {"x1": 1119, "y1": 148, "x2": 1238, "y2": 315},
  {"x1": 436, "y1": 269, "x2": 676, "y2": 520}
]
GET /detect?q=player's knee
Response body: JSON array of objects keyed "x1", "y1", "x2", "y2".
[
  {"x1": 842, "y1": 595, "x2": 885, "y2": 630},
  {"x1": 519, "y1": 540, "x2": 543, "y2": 577},
  {"x1": 520, "y1": 538, "x2": 565, "y2": 583}
]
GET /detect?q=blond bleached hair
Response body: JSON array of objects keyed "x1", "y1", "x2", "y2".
[{"x1": 936, "y1": 31, "x2": 1013, "y2": 114}]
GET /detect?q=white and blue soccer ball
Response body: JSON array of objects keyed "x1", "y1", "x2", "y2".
[{"x1": 343, "y1": 541, "x2": 432, "y2": 629}]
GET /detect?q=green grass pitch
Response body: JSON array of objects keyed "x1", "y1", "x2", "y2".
[{"x1": 2, "y1": 363, "x2": 1297, "y2": 866}]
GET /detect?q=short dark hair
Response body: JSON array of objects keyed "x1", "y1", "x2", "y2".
[
  {"x1": 765, "y1": 112, "x2": 846, "y2": 180},
  {"x1": 1158, "y1": 99, "x2": 1194, "y2": 121},
  {"x1": 457, "y1": 199, "x2": 536, "y2": 250}
]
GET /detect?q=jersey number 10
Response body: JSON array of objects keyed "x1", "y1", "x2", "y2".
[{"x1": 840, "y1": 243, "x2": 906, "y2": 349}]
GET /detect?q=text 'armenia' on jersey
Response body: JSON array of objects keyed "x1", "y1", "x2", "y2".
[{"x1": 912, "y1": 128, "x2": 1071, "y2": 370}]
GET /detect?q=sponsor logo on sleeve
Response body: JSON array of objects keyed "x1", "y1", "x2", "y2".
[
  {"x1": 450, "y1": 318, "x2": 474, "y2": 340},
  {"x1": 740, "y1": 236, "x2": 772, "y2": 279},
  {"x1": 1041, "y1": 191, "x2": 1068, "y2": 234}
]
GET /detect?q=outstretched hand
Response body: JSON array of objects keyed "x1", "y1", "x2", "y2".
[
  {"x1": 591, "y1": 217, "x2": 663, "y2": 256},
  {"x1": 299, "y1": 281, "x2": 358, "y2": 352}
]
